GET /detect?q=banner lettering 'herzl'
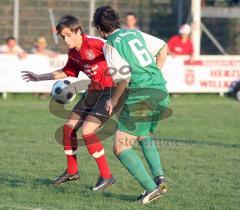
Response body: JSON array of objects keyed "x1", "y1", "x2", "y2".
[
  {"x1": 0, "y1": 54, "x2": 240, "y2": 93},
  {"x1": 162, "y1": 56, "x2": 240, "y2": 93}
]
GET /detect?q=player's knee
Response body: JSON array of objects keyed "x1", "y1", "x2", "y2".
[
  {"x1": 81, "y1": 121, "x2": 99, "y2": 136},
  {"x1": 81, "y1": 126, "x2": 89, "y2": 136},
  {"x1": 113, "y1": 142, "x2": 125, "y2": 156},
  {"x1": 81, "y1": 126, "x2": 95, "y2": 136}
]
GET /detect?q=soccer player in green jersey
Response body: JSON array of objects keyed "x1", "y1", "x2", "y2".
[{"x1": 92, "y1": 6, "x2": 170, "y2": 204}]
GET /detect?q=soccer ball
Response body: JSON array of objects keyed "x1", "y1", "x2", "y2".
[{"x1": 51, "y1": 80, "x2": 76, "y2": 104}]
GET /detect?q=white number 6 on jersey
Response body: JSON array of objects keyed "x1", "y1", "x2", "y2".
[{"x1": 128, "y1": 39, "x2": 152, "y2": 67}]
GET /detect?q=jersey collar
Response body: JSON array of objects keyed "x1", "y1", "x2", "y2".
[{"x1": 107, "y1": 29, "x2": 120, "y2": 39}]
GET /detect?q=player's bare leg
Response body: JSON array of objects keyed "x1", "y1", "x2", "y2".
[
  {"x1": 114, "y1": 130, "x2": 162, "y2": 204},
  {"x1": 113, "y1": 130, "x2": 137, "y2": 155},
  {"x1": 82, "y1": 115, "x2": 115, "y2": 191}
]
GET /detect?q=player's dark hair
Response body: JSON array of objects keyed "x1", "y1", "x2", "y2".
[
  {"x1": 56, "y1": 15, "x2": 84, "y2": 34},
  {"x1": 92, "y1": 6, "x2": 120, "y2": 33},
  {"x1": 6, "y1": 36, "x2": 16, "y2": 42},
  {"x1": 125, "y1": 12, "x2": 137, "y2": 18}
]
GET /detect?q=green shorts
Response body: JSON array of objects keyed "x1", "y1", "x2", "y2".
[{"x1": 118, "y1": 87, "x2": 170, "y2": 136}]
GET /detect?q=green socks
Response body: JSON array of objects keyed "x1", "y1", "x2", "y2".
[
  {"x1": 118, "y1": 149, "x2": 157, "y2": 192},
  {"x1": 140, "y1": 136, "x2": 164, "y2": 178},
  {"x1": 117, "y1": 136, "x2": 164, "y2": 191}
]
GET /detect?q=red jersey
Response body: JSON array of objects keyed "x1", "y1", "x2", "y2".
[
  {"x1": 62, "y1": 34, "x2": 114, "y2": 90},
  {"x1": 167, "y1": 35, "x2": 193, "y2": 55}
]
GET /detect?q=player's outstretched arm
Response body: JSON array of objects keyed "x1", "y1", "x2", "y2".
[
  {"x1": 156, "y1": 44, "x2": 168, "y2": 70},
  {"x1": 21, "y1": 70, "x2": 67, "y2": 82}
]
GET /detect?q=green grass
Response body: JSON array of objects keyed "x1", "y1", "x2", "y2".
[{"x1": 0, "y1": 94, "x2": 240, "y2": 210}]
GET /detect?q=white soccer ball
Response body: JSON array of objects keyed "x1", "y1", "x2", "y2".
[{"x1": 51, "y1": 80, "x2": 76, "y2": 104}]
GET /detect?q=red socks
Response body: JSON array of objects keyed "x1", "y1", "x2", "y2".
[
  {"x1": 82, "y1": 133, "x2": 112, "y2": 179},
  {"x1": 63, "y1": 124, "x2": 78, "y2": 174},
  {"x1": 63, "y1": 125, "x2": 112, "y2": 178}
]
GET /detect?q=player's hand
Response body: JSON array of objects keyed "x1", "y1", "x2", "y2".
[
  {"x1": 21, "y1": 71, "x2": 40, "y2": 82},
  {"x1": 105, "y1": 98, "x2": 117, "y2": 116}
]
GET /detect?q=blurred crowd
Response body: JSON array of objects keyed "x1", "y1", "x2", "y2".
[
  {"x1": 0, "y1": 36, "x2": 58, "y2": 59},
  {"x1": 0, "y1": 12, "x2": 194, "y2": 60},
  {"x1": 0, "y1": 36, "x2": 59, "y2": 98},
  {"x1": 1, "y1": 0, "x2": 240, "y2": 60}
]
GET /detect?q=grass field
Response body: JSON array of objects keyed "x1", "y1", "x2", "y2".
[{"x1": 0, "y1": 94, "x2": 239, "y2": 210}]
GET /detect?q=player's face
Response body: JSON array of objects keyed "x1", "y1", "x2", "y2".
[{"x1": 60, "y1": 28, "x2": 82, "y2": 49}]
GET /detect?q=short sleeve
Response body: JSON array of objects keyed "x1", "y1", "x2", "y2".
[
  {"x1": 85, "y1": 35, "x2": 106, "y2": 53},
  {"x1": 103, "y1": 44, "x2": 131, "y2": 83},
  {"x1": 94, "y1": 37, "x2": 105, "y2": 52},
  {"x1": 62, "y1": 55, "x2": 80, "y2": 77},
  {"x1": 140, "y1": 32, "x2": 166, "y2": 57}
]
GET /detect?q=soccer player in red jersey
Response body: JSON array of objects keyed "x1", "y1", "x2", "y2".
[{"x1": 22, "y1": 15, "x2": 115, "y2": 190}]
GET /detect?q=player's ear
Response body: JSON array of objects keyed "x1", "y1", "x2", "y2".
[
  {"x1": 97, "y1": 28, "x2": 106, "y2": 39},
  {"x1": 76, "y1": 29, "x2": 81, "y2": 36},
  {"x1": 96, "y1": 26, "x2": 102, "y2": 33}
]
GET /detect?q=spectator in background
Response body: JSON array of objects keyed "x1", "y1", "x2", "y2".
[
  {"x1": 31, "y1": 37, "x2": 58, "y2": 57},
  {"x1": 0, "y1": 36, "x2": 27, "y2": 59},
  {"x1": 31, "y1": 37, "x2": 58, "y2": 99},
  {"x1": 123, "y1": 12, "x2": 140, "y2": 30},
  {"x1": 168, "y1": 24, "x2": 194, "y2": 58}
]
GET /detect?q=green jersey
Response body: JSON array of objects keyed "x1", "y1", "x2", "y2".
[
  {"x1": 104, "y1": 29, "x2": 167, "y2": 90},
  {"x1": 104, "y1": 29, "x2": 169, "y2": 136}
]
